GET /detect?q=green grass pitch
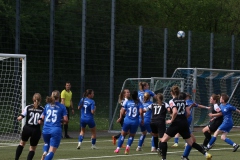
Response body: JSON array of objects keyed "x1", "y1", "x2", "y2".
[{"x1": 1, "y1": 130, "x2": 240, "y2": 160}]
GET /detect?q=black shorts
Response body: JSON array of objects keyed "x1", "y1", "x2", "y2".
[
  {"x1": 150, "y1": 122, "x2": 166, "y2": 138},
  {"x1": 165, "y1": 119, "x2": 190, "y2": 139},
  {"x1": 21, "y1": 125, "x2": 41, "y2": 146},
  {"x1": 65, "y1": 107, "x2": 70, "y2": 119},
  {"x1": 208, "y1": 119, "x2": 222, "y2": 133}
]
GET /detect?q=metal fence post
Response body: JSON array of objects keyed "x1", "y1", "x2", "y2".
[
  {"x1": 49, "y1": 0, "x2": 55, "y2": 95},
  {"x1": 163, "y1": 28, "x2": 168, "y2": 77},
  {"x1": 109, "y1": 0, "x2": 116, "y2": 128},
  {"x1": 138, "y1": 26, "x2": 143, "y2": 78},
  {"x1": 81, "y1": 0, "x2": 87, "y2": 96}
]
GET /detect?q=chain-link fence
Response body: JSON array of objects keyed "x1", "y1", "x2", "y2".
[{"x1": 1, "y1": 0, "x2": 240, "y2": 131}]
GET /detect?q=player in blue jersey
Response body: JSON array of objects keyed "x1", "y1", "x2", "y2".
[
  {"x1": 77, "y1": 89, "x2": 97, "y2": 149},
  {"x1": 158, "y1": 86, "x2": 212, "y2": 160},
  {"x1": 40, "y1": 90, "x2": 68, "y2": 160},
  {"x1": 136, "y1": 92, "x2": 153, "y2": 152},
  {"x1": 112, "y1": 89, "x2": 130, "y2": 146},
  {"x1": 15, "y1": 93, "x2": 44, "y2": 160},
  {"x1": 114, "y1": 91, "x2": 144, "y2": 154},
  {"x1": 206, "y1": 93, "x2": 240, "y2": 152},
  {"x1": 138, "y1": 82, "x2": 156, "y2": 103}
]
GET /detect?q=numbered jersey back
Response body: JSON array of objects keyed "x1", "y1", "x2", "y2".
[
  {"x1": 150, "y1": 102, "x2": 169, "y2": 122},
  {"x1": 24, "y1": 105, "x2": 44, "y2": 127},
  {"x1": 172, "y1": 98, "x2": 187, "y2": 121}
]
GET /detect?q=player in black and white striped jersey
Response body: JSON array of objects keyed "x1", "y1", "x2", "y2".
[
  {"x1": 15, "y1": 93, "x2": 44, "y2": 160},
  {"x1": 158, "y1": 86, "x2": 212, "y2": 160},
  {"x1": 144, "y1": 93, "x2": 170, "y2": 152}
]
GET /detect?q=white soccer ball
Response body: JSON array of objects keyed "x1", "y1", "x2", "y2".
[{"x1": 177, "y1": 30, "x2": 185, "y2": 39}]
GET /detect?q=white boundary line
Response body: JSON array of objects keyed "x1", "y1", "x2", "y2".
[{"x1": 57, "y1": 148, "x2": 233, "y2": 160}]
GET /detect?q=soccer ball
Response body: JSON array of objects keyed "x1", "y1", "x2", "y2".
[{"x1": 177, "y1": 30, "x2": 185, "y2": 39}]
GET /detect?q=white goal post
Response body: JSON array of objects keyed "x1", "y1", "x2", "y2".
[
  {"x1": 108, "y1": 77, "x2": 184, "y2": 133},
  {"x1": 0, "y1": 53, "x2": 26, "y2": 144}
]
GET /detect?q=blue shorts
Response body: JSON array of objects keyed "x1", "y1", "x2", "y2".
[
  {"x1": 139, "y1": 121, "x2": 152, "y2": 133},
  {"x1": 218, "y1": 122, "x2": 233, "y2": 133},
  {"x1": 42, "y1": 127, "x2": 62, "y2": 148},
  {"x1": 122, "y1": 120, "x2": 139, "y2": 134},
  {"x1": 81, "y1": 118, "x2": 96, "y2": 128}
]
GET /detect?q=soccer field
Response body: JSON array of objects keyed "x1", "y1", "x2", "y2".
[{"x1": 1, "y1": 131, "x2": 240, "y2": 160}]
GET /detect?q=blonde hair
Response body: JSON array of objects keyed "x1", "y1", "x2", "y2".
[
  {"x1": 33, "y1": 93, "x2": 41, "y2": 108},
  {"x1": 46, "y1": 90, "x2": 60, "y2": 105},
  {"x1": 143, "y1": 92, "x2": 150, "y2": 103}
]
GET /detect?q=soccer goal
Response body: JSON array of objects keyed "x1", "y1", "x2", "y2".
[
  {"x1": 171, "y1": 68, "x2": 240, "y2": 129},
  {"x1": 0, "y1": 53, "x2": 26, "y2": 145},
  {"x1": 108, "y1": 77, "x2": 185, "y2": 133}
]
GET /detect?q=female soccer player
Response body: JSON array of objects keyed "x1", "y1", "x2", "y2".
[
  {"x1": 112, "y1": 89, "x2": 130, "y2": 145},
  {"x1": 158, "y1": 86, "x2": 212, "y2": 160},
  {"x1": 172, "y1": 93, "x2": 211, "y2": 148},
  {"x1": 181, "y1": 92, "x2": 213, "y2": 160},
  {"x1": 206, "y1": 93, "x2": 240, "y2": 152},
  {"x1": 114, "y1": 91, "x2": 143, "y2": 154},
  {"x1": 200, "y1": 94, "x2": 222, "y2": 149},
  {"x1": 15, "y1": 93, "x2": 44, "y2": 160},
  {"x1": 144, "y1": 93, "x2": 170, "y2": 152},
  {"x1": 136, "y1": 92, "x2": 153, "y2": 152},
  {"x1": 138, "y1": 81, "x2": 156, "y2": 103},
  {"x1": 77, "y1": 89, "x2": 97, "y2": 149},
  {"x1": 40, "y1": 90, "x2": 68, "y2": 160}
]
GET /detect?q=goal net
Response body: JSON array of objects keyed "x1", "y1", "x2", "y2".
[
  {"x1": 0, "y1": 54, "x2": 26, "y2": 145},
  {"x1": 108, "y1": 77, "x2": 184, "y2": 133},
  {"x1": 172, "y1": 68, "x2": 240, "y2": 128}
]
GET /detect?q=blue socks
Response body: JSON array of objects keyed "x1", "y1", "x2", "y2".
[
  {"x1": 78, "y1": 135, "x2": 84, "y2": 142},
  {"x1": 225, "y1": 138, "x2": 234, "y2": 146},
  {"x1": 208, "y1": 136, "x2": 216, "y2": 146},
  {"x1": 91, "y1": 138, "x2": 96, "y2": 145},
  {"x1": 45, "y1": 152, "x2": 54, "y2": 160},
  {"x1": 174, "y1": 137, "x2": 179, "y2": 144},
  {"x1": 138, "y1": 135, "x2": 146, "y2": 147},
  {"x1": 183, "y1": 144, "x2": 192, "y2": 157},
  {"x1": 117, "y1": 135, "x2": 125, "y2": 148},
  {"x1": 127, "y1": 136, "x2": 134, "y2": 146}
]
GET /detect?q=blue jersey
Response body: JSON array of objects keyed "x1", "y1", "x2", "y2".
[
  {"x1": 78, "y1": 97, "x2": 95, "y2": 120},
  {"x1": 186, "y1": 99, "x2": 194, "y2": 118},
  {"x1": 122, "y1": 100, "x2": 143, "y2": 134},
  {"x1": 142, "y1": 100, "x2": 153, "y2": 124},
  {"x1": 138, "y1": 89, "x2": 155, "y2": 103},
  {"x1": 220, "y1": 103, "x2": 236, "y2": 125},
  {"x1": 138, "y1": 91, "x2": 145, "y2": 103},
  {"x1": 42, "y1": 102, "x2": 67, "y2": 134},
  {"x1": 124, "y1": 100, "x2": 143, "y2": 122}
]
